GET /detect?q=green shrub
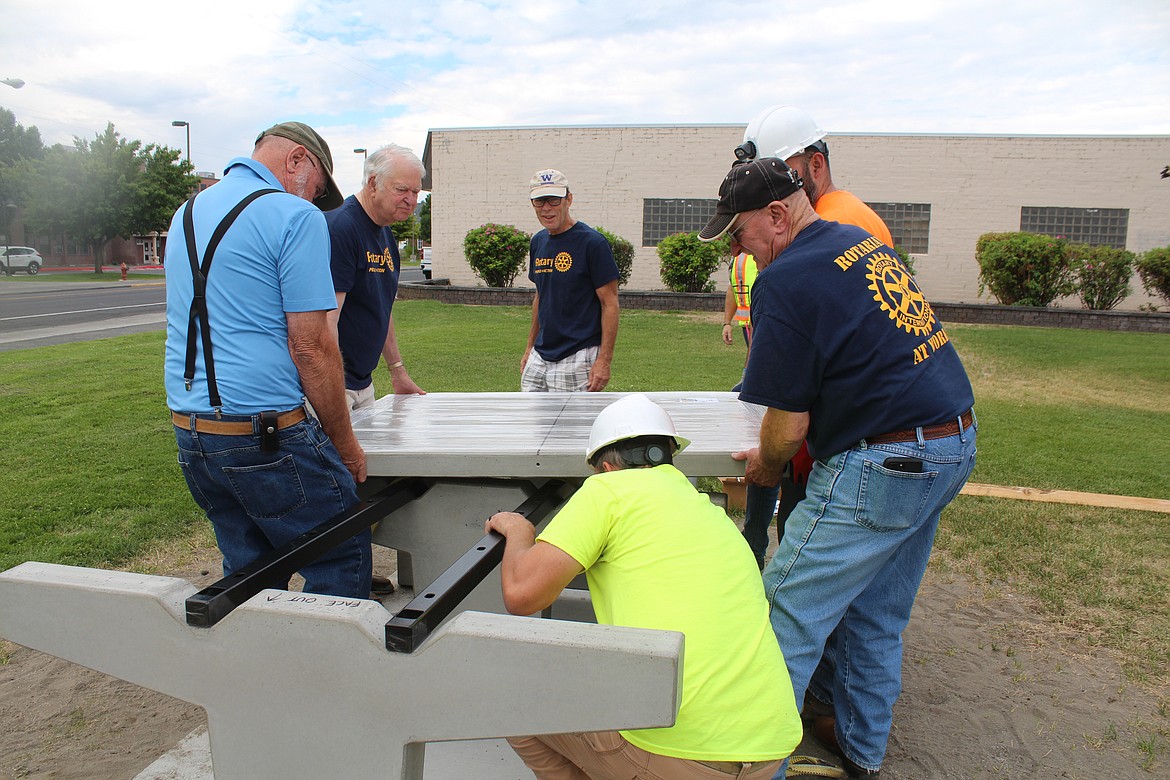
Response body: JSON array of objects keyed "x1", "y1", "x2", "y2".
[
  {"x1": 893, "y1": 245, "x2": 917, "y2": 276},
  {"x1": 1066, "y1": 243, "x2": 1134, "y2": 310},
  {"x1": 975, "y1": 232, "x2": 1076, "y2": 307},
  {"x1": 1136, "y1": 246, "x2": 1170, "y2": 308},
  {"x1": 657, "y1": 232, "x2": 722, "y2": 293},
  {"x1": 463, "y1": 223, "x2": 530, "y2": 287},
  {"x1": 595, "y1": 226, "x2": 634, "y2": 288}
]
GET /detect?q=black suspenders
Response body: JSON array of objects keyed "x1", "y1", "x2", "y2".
[{"x1": 181, "y1": 188, "x2": 281, "y2": 413}]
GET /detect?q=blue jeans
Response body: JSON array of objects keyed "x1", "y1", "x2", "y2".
[
  {"x1": 174, "y1": 410, "x2": 370, "y2": 599},
  {"x1": 742, "y1": 476, "x2": 804, "y2": 565},
  {"x1": 765, "y1": 420, "x2": 976, "y2": 773}
]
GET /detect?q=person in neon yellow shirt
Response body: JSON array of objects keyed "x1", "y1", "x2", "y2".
[{"x1": 486, "y1": 394, "x2": 802, "y2": 780}]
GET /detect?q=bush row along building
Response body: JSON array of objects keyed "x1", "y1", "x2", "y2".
[{"x1": 421, "y1": 125, "x2": 1170, "y2": 310}]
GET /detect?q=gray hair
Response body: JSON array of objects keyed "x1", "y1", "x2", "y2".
[{"x1": 364, "y1": 144, "x2": 425, "y2": 189}]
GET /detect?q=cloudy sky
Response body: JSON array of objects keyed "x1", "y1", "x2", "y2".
[{"x1": 2, "y1": 0, "x2": 1167, "y2": 192}]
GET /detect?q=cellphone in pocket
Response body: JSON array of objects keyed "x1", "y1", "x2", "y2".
[{"x1": 882, "y1": 456, "x2": 924, "y2": 473}]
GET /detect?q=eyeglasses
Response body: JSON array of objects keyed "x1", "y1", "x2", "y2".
[
  {"x1": 302, "y1": 154, "x2": 325, "y2": 201},
  {"x1": 728, "y1": 209, "x2": 762, "y2": 242},
  {"x1": 532, "y1": 196, "x2": 564, "y2": 207}
]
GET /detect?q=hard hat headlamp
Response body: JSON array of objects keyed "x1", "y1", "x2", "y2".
[{"x1": 733, "y1": 140, "x2": 757, "y2": 162}]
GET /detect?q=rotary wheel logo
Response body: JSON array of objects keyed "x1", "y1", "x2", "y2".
[
  {"x1": 554, "y1": 252, "x2": 573, "y2": 272},
  {"x1": 866, "y1": 252, "x2": 934, "y2": 336}
]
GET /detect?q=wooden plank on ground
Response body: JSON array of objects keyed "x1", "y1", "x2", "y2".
[{"x1": 960, "y1": 483, "x2": 1170, "y2": 514}]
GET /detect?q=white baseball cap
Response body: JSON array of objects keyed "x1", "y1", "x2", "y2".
[{"x1": 530, "y1": 169, "x2": 569, "y2": 199}]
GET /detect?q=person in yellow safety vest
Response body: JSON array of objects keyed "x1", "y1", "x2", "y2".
[{"x1": 721, "y1": 252, "x2": 758, "y2": 348}]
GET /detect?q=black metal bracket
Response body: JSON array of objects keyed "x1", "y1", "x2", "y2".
[
  {"x1": 185, "y1": 478, "x2": 431, "y2": 628},
  {"x1": 385, "y1": 479, "x2": 572, "y2": 653}
]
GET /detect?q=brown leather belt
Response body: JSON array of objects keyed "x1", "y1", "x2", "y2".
[
  {"x1": 865, "y1": 409, "x2": 973, "y2": 445},
  {"x1": 171, "y1": 408, "x2": 307, "y2": 435}
]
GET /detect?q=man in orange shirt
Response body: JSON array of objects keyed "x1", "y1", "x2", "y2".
[{"x1": 737, "y1": 105, "x2": 892, "y2": 245}]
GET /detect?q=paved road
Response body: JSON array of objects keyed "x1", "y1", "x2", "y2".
[
  {"x1": 0, "y1": 279, "x2": 168, "y2": 351},
  {"x1": 0, "y1": 268, "x2": 425, "y2": 352}
]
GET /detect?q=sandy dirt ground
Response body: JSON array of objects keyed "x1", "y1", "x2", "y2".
[{"x1": 1, "y1": 543, "x2": 1165, "y2": 780}]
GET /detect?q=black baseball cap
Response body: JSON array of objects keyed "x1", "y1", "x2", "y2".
[
  {"x1": 698, "y1": 157, "x2": 804, "y2": 242},
  {"x1": 256, "y1": 121, "x2": 344, "y2": 210}
]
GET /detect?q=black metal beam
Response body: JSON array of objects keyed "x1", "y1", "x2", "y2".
[
  {"x1": 385, "y1": 479, "x2": 571, "y2": 653},
  {"x1": 186, "y1": 478, "x2": 431, "y2": 628}
]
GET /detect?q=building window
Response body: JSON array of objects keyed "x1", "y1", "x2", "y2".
[
  {"x1": 1019, "y1": 206, "x2": 1129, "y2": 248},
  {"x1": 642, "y1": 198, "x2": 718, "y2": 246},
  {"x1": 866, "y1": 202, "x2": 931, "y2": 254}
]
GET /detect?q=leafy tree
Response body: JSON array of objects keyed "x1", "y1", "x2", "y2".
[
  {"x1": 657, "y1": 231, "x2": 722, "y2": 292},
  {"x1": 463, "y1": 223, "x2": 529, "y2": 287},
  {"x1": 594, "y1": 226, "x2": 633, "y2": 287},
  {"x1": 20, "y1": 123, "x2": 195, "y2": 272},
  {"x1": 0, "y1": 106, "x2": 44, "y2": 166},
  {"x1": 0, "y1": 107, "x2": 45, "y2": 219},
  {"x1": 133, "y1": 145, "x2": 196, "y2": 237},
  {"x1": 390, "y1": 214, "x2": 419, "y2": 262},
  {"x1": 418, "y1": 193, "x2": 431, "y2": 243}
]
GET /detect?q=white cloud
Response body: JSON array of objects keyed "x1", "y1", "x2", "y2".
[{"x1": 2, "y1": 0, "x2": 1166, "y2": 191}]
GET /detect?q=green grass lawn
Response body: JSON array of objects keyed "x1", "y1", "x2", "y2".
[{"x1": 1, "y1": 301, "x2": 1168, "y2": 682}]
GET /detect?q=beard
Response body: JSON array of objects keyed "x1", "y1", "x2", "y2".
[{"x1": 792, "y1": 158, "x2": 819, "y2": 206}]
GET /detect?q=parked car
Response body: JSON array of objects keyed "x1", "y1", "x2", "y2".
[
  {"x1": 1, "y1": 246, "x2": 43, "y2": 275},
  {"x1": 421, "y1": 247, "x2": 432, "y2": 280}
]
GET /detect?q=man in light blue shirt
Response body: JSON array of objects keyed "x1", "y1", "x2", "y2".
[{"x1": 164, "y1": 121, "x2": 372, "y2": 599}]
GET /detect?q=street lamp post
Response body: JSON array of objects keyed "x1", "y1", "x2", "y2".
[
  {"x1": 2, "y1": 78, "x2": 24, "y2": 89},
  {"x1": 172, "y1": 120, "x2": 190, "y2": 164},
  {"x1": 354, "y1": 148, "x2": 367, "y2": 159}
]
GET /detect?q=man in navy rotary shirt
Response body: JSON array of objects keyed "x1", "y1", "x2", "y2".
[
  {"x1": 326, "y1": 144, "x2": 425, "y2": 410},
  {"x1": 522, "y1": 169, "x2": 620, "y2": 392},
  {"x1": 700, "y1": 158, "x2": 976, "y2": 779}
]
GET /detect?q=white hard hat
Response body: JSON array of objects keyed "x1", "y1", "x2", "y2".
[
  {"x1": 737, "y1": 105, "x2": 827, "y2": 163},
  {"x1": 585, "y1": 394, "x2": 691, "y2": 462}
]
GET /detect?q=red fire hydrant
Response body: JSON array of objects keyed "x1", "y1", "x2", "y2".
[{"x1": 120, "y1": 262, "x2": 128, "y2": 281}]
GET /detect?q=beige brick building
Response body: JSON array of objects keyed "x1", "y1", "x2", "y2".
[{"x1": 421, "y1": 126, "x2": 1170, "y2": 309}]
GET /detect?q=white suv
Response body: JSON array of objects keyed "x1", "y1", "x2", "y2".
[
  {"x1": 1, "y1": 246, "x2": 43, "y2": 275},
  {"x1": 420, "y1": 247, "x2": 432, "y2": 279}
]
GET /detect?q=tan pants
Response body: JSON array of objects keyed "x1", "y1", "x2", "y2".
[
  {"x1": 507, "y1": 731, "x2": 781, "y2": 780},
  {"x1": 305, "y1": 382, "x2": 375, "y2": 421},
  {"x1": 344, "y1": 382, "x2": 376, "y2": 411}
]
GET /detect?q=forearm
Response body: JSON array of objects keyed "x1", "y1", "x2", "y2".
[
  {"x1": 735, "y1": 408, "x2": 809, "y2": 487},
  {"x1": 759, "y1": 408, "x2": 809, "y2": 473},
  {"x1": 597, "y1": 296, "x2": 619, "y2": 365},
  {"x1": 381, "y1": 315, "x2": 403, "y2": 367},
  {"x1": 288, "y1": 310, "x2": 365, "y2": 480},
  {"x1": 486, "y1": 512, "x2": 579, "y2": 615},
  {"x1": 722, "y1": 288, "x2": 736, "y2": 344},
  {"x1": 293, "y1": 337, "x2": 356, "y2": 446},
  {"x1": 723, "y1": 287, "x2": 736, "y2": 325},
  {"x1": 525, "y1": 296, "x2": 540, "y2": 352},
  {"x1": 382, "y1": 315, "x2": 424, "y2": 394}
]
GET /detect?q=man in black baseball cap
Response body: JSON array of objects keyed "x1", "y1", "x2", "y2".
[
  {"x1": 699, "y1": 157, "x2": 815, "y2": 273},
  {"x1": 704, "y1": 155, "x2": 977, "y2": 780}
]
